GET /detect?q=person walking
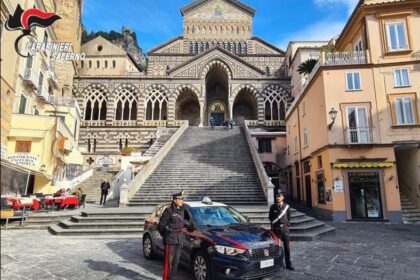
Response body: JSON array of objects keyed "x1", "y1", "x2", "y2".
[
  {"x1": 210, "y1": 117, "x2": 215, "y2": 130},
  {"x1": 158, "y1": 191, "x2": 186, "y2": 280},
  {"x1": 229, "y1": 119, "x2": 235, "y2": 130},
  {"x1": 100, "y1": 179, "x2": 111, "y2": 205},
  {"x1": 269, "y1": 192, "x2": 294, "y2": 270},
  {"x1": 225, "y1": 120, "x2": 230, "y2": 131}
]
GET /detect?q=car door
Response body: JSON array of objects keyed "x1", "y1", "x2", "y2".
[
  {"x1": 181, "y1": 208, "x2": 197, "y2": 265},
  {"x1": 153, "y1": 205, "x2": 168, "y2": 254}
]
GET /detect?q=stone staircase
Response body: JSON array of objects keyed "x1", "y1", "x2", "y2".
[
  {"x1": 48, "y1": 126, "x2": 334, "y2": 240},
  {"x1": 143, "y1": 128, "x2": 178, "y2": 157},
  {"x1": 128, "y1": 127, "x2": 266, "y2": 206},
  {"x1": 78, "y1": 169, "x2": 117, "y2": 203},
  {"x1": 400, "y1": 192, "x2": 420, "y2": 225},
  {"x1": 47, "y1": 206, "x2": 334, "y2": 241}
]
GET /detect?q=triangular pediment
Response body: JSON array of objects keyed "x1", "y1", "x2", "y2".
[
  {"x1": 168, "y1": 46, "x2": 265, "y2": 79},
  {"x1": 181, "y1": 0, "x2": 255, "y2": 17},
  {"x1": 81, "y1": 36, "x2": 127, "y2": 56}
]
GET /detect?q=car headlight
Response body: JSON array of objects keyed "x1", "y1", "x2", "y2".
[{"x1": 214, "y1": 245, "x2": 246, "y2": 256}]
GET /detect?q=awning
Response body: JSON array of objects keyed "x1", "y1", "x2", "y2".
[
  {"x1": 1, "y1": 159, "x2": 52, "y2": 180},
  {"x1": 333, "y1": 162, "x2": 394, "y2": 168}
]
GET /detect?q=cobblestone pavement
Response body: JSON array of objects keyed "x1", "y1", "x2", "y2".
[{"x1": 1, "y1": 222, "x2": 420, "y2": 280}]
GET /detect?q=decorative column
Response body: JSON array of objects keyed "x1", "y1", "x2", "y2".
[
  {"x1": 199, "y1": 101, "x2": 204, "y2": 127},
  {"x1": 229, "y1": 99, "x2": 233, "y2": 120}
]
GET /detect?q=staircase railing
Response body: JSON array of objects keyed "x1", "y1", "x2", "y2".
[
  {"x1": 108, "y1": 167, "x2": 134, "y2": 201},
  {"x1": 124, "y1": 121, "x2": 189, "y2": 204},
  {"x1": 55, "y1": 166, "x2": 93, "y2": 190},
  {"x1": 243, "y1": 120, "x2": 274, "y2": 206}
]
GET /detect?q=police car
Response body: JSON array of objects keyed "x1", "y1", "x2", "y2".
[{"x1": 142, "y1": 197, "x2": 284, "y2": 280}]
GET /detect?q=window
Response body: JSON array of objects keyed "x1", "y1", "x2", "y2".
[
  {"x1": 18, "y1": 95, "x2": 27, "y2": 114},
  {"x1": 317, "y1": 156, "x2": 323, "y2": 169},
  {"x1": 16, "y1": 141, "x2": 31, "y2": 153},
  {"x1": 317, "y1": 173, "x2": 326, "y2": 204},
  {"x1": 385, "y1": 21, "x2": 409, "y2": 52},
  {"x1": 395, "y1": 97, "x2": 414, "y2": 125},
  {"x1": 37, "y1": 72, "x2": 44, "y2": 95},
  {"x1": 258, "y1": 139, "x2": 272, "y2": 153},
  {"x1": 394, "y1": 69, "x2": 410, "y2": 87},
  {"x1": 346, "y1": 72, "x2": 361, "y2": 91},
  {"x1": 303, "y1": 128, "x2": 308, "y2": 148},
  {"x1": 354, "y1": 38, "x2": 363, "y2": 52},
  {"x1": 301, "y1": 101, "x2": 306, "y2": 116},
  {"x1": 105, "y1": 60, "x2": 108, "y2": 68},
  {"x1": 81, "y1": 61, "x2": 84, "y2": 68},
  {"x1": 89, "y1": 60, "x2": 92, "y2": 68},
  {"x1": 112, "y1": 60, "x2": 116, "y2": 68},
  {"x1": 346, "y1": 106, "x2": 370, "y2": 143},
  {"x1": 96, "y1": 60, "x2": 100, "y2": 68},
  {"x1": 34, "y1": 108, "x2": 39, "y2": 115}
]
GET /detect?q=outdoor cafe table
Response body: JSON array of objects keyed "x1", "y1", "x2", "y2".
[
  {"x1": 7, "y1": 197, "x2": 40, "y2": 212},
  {"x1": 45, "y1": 196, "x2": 79, "y2": 210}
]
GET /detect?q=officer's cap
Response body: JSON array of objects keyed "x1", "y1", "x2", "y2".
[
  {"x1": 276, "y1": 192, "x2": 285, "y2": 198},
  {"x1": 172, "y1": 190, "x2": 185, "y2": 200}
]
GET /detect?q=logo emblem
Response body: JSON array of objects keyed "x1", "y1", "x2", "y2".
[
  {"x1": 264, "y1": 249, "x2": 270, "y2": 257},
  {"x1": 5, "y1": 4, "x2": 61, "y2": 57}
]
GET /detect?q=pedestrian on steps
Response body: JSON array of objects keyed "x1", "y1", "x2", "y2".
[
  {"x1": 269, "y1": 192, "x2": 295, "y2": 271},
  {"x1": 210, "y1": 117, "x2": 215, "y2": 130},
  {"x1": 100, "y1": 179, "x2": 111, "y2": 205}
]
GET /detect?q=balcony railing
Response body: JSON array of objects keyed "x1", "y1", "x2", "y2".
[
  {"x1": 48, "y1": 96, "x2": 77, "y2": 107},
  {"x1": 325, "y1": 51, "x2": 367, "y2": 66},
  {"x1": 345, "y1": 127, "x2": 374, "y2": 145}
]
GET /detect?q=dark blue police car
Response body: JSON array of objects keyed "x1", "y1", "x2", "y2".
[{"x1": 142, "y1": 197, "x2": 284, "y2": 280}]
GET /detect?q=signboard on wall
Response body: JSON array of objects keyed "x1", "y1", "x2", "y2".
[
  {"x1": 334, "y1": 180, "x2": 344, "y2": 192},
  {"x1": 96, "y1": 156, "x2": 115, "y2": 165},
  {"x1": 7, "y1": 153, "x2": 39, "y2": 166}
]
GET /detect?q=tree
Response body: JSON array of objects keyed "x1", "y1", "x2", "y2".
[{"x1": 297, "y1": 58, "x2": 319, "y2": 75}]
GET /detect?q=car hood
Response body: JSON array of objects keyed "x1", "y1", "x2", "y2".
[{"x1": 206, "y1": 223, "x2": 274, "y2": 249}]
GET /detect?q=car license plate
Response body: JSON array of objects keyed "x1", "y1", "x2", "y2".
[{"x1": 260, "y1": 259, "x2": 274, "y2": 268}]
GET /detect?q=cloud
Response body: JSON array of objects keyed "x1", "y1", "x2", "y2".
[
  {"x1": 314, "y1": 0, "x2": 359, "y2": 15},
  {"x1": 277, "y1": 19, "x2": 345, "y2": 49}
]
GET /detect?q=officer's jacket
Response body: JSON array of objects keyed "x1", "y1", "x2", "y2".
[
  {"x1": 269, "y1": 203, "x2": 291, "y2": 230},
  {"x1": 159, "y1": 203, "x2": 185, "y2": 245}
]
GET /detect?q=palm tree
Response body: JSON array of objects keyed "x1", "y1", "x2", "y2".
[{"x1": 297, "y1": 58, "x2": 319, "y2": 75}]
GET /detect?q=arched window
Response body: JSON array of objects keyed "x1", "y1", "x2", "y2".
[
  {"x1": 83, "y1": 85, "x2": 107, "y2": 121},
  {"x1": 112, "y1": 60, "x2": 116, "y2": 68},
  {"x1": 96, "y1": 60, "x2": 100, "y2": 68},
  {"x1": 89, "y1": 60, "x2": 92, "y2": 68},
  {"x1": 81, "y1": 61, "x2": 84, "y2": 68},
  {"x1": 105, "y1": 60, "x2": 108, "y2": 68},
  {"x1": 263, "y1": 85, "x2": 288, "y2": 121},
  {"x1": 114, "y1": 84, "x2": 138, "y2": 120},
  {"x1": 145, "y1": 87, "x2": 168, "y2": 120}
]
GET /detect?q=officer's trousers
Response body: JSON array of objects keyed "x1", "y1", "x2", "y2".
[
  {"x1": 277, "y1": 226, "x2": 292, "y2": 267},
  {"x1": 163, "y1": 243, "x2": 181, "y2": 280}
]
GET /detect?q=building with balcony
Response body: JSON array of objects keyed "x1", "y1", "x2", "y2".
[
  {"x1": 284, "y1": 0, "x2": 420, "y2": 223},
  {"x1": 1, "y1": 0, "x2": 84, "y2": 195}
]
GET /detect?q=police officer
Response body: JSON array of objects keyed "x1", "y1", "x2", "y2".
[
  {"x1": 269, "y1": 192, "x2": 295, "y2": 270},
  {"x1": 158, "y1": 191, "x2": 185, "y2": 280}
]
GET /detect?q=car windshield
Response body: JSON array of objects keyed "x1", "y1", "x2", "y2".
[{"x1": 190, "y1": 206, "x2": 248, "y2": 227}]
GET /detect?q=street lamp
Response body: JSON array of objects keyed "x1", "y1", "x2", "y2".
[{"x1": 327, "y1": 108, "x2": 338, "y2": 130}]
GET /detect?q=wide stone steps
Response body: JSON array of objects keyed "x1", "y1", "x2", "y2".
[
  {"x1": 399, "y1": 193, "x2": 420, "y2": 225},
  {"x1": 48, "y1": 206, "x2": 334, "y2": 240}
]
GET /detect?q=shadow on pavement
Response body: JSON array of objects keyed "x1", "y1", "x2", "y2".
[{"x1": 85, "y1": 259, "x2": 156, "y2": 280}]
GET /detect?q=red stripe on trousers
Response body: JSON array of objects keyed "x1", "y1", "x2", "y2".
[{"x1": 163, "y1": 243, "x2": 169, "y2": 280}]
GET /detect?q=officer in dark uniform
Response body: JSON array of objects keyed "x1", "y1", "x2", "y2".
[
  {"x1": 158, "y1": 191, "x2": 185, "y2": 280},
  {"x1": 269, "y1": 192, "x2": 295, "y2": 270}
]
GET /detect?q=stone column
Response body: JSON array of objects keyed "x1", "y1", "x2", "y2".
[
  {"x1": 199, "y1": 101, "x2": 204, "y2": 127},
  {"x1": 229, "y1": 99, "x2": 233, "y2": 120}
]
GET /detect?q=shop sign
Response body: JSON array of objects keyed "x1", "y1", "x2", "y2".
[
  {"x1": 334, "y1": 180, "x2": 344, "y2": 192},
  {"x1": 7, "y1": 153, "x2": 39, "y2": 166},
  {"x1": 96, "y1": 156, "x2": 115, "y2": 165}
]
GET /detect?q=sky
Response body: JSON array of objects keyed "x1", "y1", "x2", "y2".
[{"x1": 82, "y1": 0, "x2": 359, "y2": 52}]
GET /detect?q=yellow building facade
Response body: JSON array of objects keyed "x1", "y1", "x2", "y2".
[
  {"x1": 285, "y1": 0, "x2": 420, "y2": 223},
  {"x1": 1, "y1": 0, "x2": 84, "y2": 195}
]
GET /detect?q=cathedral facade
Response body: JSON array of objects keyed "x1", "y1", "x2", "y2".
[{"x1": 74, "y1": 0, "x2": 291, "y2": 166}]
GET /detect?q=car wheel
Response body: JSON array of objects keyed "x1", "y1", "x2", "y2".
[
  {"x1": 143, "y1": 234, "x2": 155, "y2": 260},
  {"x1": 192, "y1": 251, "x2": 211, "y2": 280}
]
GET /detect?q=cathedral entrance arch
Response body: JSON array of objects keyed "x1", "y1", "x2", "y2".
[
  {"x1": 209, "y1": 101, "x2": 226, "y2": 126},
  {"x1": 204, "y1": 62, "x2": 230, "y2": 126},
  {"x1": 233, "y1": 88, "x2": 258, "y2": 125},
  {"x1": 176, "y1": 89, "x2": 200, "y2": 126}
]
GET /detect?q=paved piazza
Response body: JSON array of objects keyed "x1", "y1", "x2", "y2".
[{"x1": 1, "y1": 223, "x2": 420, "y2": 280}]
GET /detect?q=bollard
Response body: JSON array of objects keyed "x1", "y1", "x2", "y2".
[{"x1": 119, "y1": 183, "x2": 128, "y2": 207}]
